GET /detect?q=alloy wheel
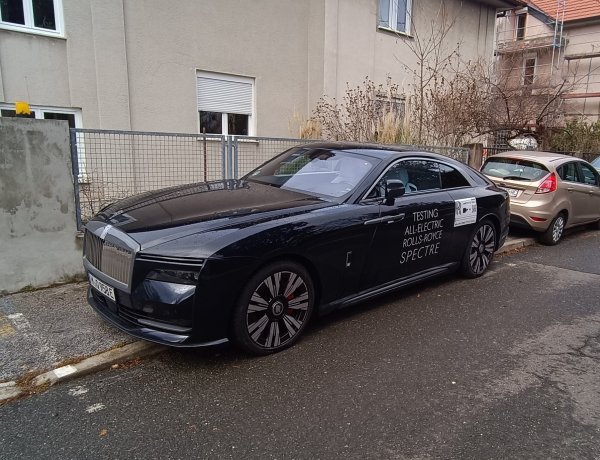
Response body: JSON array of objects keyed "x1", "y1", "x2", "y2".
[
  {"x1": 552, "y1": 215, "x2": 565, "y2": 243},
  {"x1": 469, "y1": 223, "x2": 495, "y2": 275},
  {"x1": 246, "y1": 271, "x2": 310, "y2": 350}
]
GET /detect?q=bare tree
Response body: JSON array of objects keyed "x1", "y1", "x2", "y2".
[
  {"x1": 303, "y1": 77, "x2": 408, "y2": 143},
  {"x1": 399, "y1": 1, "x2": 460, "y2": 144}
]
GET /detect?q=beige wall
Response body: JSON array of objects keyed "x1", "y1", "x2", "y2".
[
  {"x1": 0, "y1": 0, "x2": 499, "y2": 137},
  {"x1": 323, "y1": 0, "x2": 498, "y2": 102}
]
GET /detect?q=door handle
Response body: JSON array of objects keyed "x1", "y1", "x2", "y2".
[
  {"x1": 364, "y1": 213, "x2": 405, "y2": 225},
  {"x1": 567, "y1": 187, "x2": 574, "y2": 192},
  {"x1": 385, "y1": 213, "x2": 405, "y2": 224}
]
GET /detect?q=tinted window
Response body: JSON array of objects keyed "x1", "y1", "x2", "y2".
[
  {"x1": 557, "y1": 162, "x2": 580, "y2": 182},
  {"x1": 439, "y1": 164, "x2": 470, "y2": 189},
  {"x1": 367, "y1": 160, "x2": 440, "y2": 199},
  {"x1": 579, "y1": 163, "x2": 599, "y2": 186},
  {"x1": 482, "y1": 157, "x2": 549, "y2": 181}
]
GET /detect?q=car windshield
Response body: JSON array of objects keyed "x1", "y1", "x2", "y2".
[
  {"x1": 592, "y1": 156, "x2": 600, "y2": 168},
  {"x1": 245, "y1": 147, "x2": 378, "y2": 198},
  {"x1": 482, "y1": 157, "x2": 549, "y2": 181}
]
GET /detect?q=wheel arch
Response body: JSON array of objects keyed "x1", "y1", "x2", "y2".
[{"x1": 244, "y1": 253, "x2": 323, "y2": 310}]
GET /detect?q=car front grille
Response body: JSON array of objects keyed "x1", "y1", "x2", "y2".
[{"x1": 84, "y1": 230, "x2": 134, "y2": 286}]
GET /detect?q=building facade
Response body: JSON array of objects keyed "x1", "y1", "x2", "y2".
[
  {"x1": 1, "y1": 0, "x2": 517, "y2": 137},
  {"x1": 495, "y1": 0, "x2": 600, "y2": 123}
]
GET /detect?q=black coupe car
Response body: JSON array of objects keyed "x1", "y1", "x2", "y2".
[{"x1": 84, "y1": 143, "x2": 509, "y2": 354}]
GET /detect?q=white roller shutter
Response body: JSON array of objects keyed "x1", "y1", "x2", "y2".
[{"x1": 197, "y1": 74, "x2": 253, "y2": 115}]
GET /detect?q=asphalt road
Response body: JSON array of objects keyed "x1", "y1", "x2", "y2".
[{"x1": 1, "y1": 229, "x2": 599, "y2": 459}]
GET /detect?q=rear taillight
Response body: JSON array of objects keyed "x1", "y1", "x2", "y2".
[{"x1": 535, "y1": 172, "x2": 557, "y2": 194}]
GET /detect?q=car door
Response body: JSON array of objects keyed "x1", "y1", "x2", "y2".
[
  {"x1": 558, "y1": 161, "x2": 589, "y2": 225},
  {"x1": 577, "y1": 162, "x2": 600, "y2": 222},
  {"x1": 360, "y1": 159, "x2": 456, "y2": 289}
]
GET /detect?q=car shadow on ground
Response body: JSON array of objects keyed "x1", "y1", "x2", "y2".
[{"x1": 159, "y1": 271, "x2": 464, "y2": 366}]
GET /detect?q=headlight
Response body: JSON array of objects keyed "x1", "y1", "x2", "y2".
[{"x1": 146, "y1": 269, "x2": 200, "y2": 285}]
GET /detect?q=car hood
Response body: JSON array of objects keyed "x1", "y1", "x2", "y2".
[{"x1": 90, "y1": 180, "x2": 334, "y2": 247}]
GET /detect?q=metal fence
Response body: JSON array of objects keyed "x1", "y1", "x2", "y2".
[{"x1": 70, "y1": 128, "x2": 470, "y2": 229}]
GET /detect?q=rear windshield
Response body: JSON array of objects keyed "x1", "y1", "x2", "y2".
[{"x1": 482, "y1": 157, "x2": 549, "y2": 181}]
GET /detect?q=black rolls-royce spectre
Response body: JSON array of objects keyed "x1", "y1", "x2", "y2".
[{"x1": 84, "y1": 143, "x2": 509, "y2": 354}]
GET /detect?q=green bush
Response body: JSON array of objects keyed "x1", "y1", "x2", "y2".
[{"x1": 549, "y1": 119, "x2": 600, "y2": 153}]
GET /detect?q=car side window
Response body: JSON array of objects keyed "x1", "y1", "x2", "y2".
[
  {"x1": 439, "y1": 163, "x2": 470, "y2": 189},
  {"x1": 557, "y1": 163, "x2": 580, "y2": 183},
  {"x1": 366, "y1": 160, "x2": 441, "y2": 199},
  {"x1": 579, "y1": 163, "x2": 600, "y2": 186}
]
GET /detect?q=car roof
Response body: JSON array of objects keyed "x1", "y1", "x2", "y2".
[
  {"x1": 299, "y1": 142, "x2": 454, "y2": 161},
  {"x1": 490, "y1": 150, "x2": 578, "y2": 164}
]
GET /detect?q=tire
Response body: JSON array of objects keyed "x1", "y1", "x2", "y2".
[
  {"x1": 232, "y1": 261, "x2": 315, "y2": 355},
  {"x1": 460, "y1": 219, "x2": 496, "y2": 278},
  {"x1": 539, "y1": 213, "x2": 566, "y2": 245}
]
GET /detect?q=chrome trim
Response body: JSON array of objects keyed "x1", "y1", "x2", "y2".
[{"x1": 83, "y1": 222, "x2": 140, "y2": 292}]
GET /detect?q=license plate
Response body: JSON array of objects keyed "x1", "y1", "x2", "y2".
[
  {"x1": 89, "y1": 273, "x2": 116, "y2": 302},
  {"x1": 499, "y1": 186, "x2": 519, "y2": 198}
]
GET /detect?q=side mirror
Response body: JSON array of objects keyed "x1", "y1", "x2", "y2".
[{"x1": 385, "y1": 179, "x2": 405, "y2": 205}]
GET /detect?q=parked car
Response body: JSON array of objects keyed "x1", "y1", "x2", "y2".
[
  {"x1": 84, "y1": 142, "x2": 509, "y2": 354},
  {"x1": 591, "y1": 156, "x2": 600, "y2": 173},
  {"x1": 481, "y1": 151, "x2": 600, "y2": 245}
]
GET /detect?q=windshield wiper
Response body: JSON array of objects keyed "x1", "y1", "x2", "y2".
[{"x1": 502, "y1": 175, "x2": 532, "y2": 181}]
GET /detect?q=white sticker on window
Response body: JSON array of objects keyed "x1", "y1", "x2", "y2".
[{"x1": 454, "y1": 198, "x2": 477, "y2": 227}]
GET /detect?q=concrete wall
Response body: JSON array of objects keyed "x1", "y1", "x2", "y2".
[{"x1": 0, "y1": 118, "x2": 82, "y2": 293}]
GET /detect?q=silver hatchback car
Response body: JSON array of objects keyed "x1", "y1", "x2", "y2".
[{"x1": 482, "y1": 151, "x2": 600, "y2": 245}]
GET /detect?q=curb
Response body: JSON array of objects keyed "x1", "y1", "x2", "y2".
[
  {"x1": 1, "y1": 341, "x2": 164, "y2": 403},
  {"x1": 31, "y1": 341, "x2": 165, "y2": 387},
  {"x1": 497, "y1": 237, "x2": 536, "y2": 254}
]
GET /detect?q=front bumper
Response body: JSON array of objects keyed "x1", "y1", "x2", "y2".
[{"x1": 87, "y1": 286, "x2": 228, "y2": 348}]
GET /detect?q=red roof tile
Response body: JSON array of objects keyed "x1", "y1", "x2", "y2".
[{"x1": 528, "y1": 0, "x2": 600, "y2": 22}]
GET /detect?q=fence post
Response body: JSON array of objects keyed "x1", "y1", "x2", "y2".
[
  {"x1": 232, "y1": 136, "x2": 239, "y2": 179},
  {"x1": 221, "y1": 136, "x2": 227, "y2": 180},
  {"x1": 464, "y1": 143, "x2": 484, "y2": 170},
  {"x1": 69, "y1": 129, "x2": 83, "y2": 231}
]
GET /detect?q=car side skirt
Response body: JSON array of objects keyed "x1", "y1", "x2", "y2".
[{"x1": 323, "y1": 262, "x2": 458, "y2": 312}]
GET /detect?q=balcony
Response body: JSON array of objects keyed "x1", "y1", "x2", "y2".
[{"x1": 496, "y1": 35, "x2": 567, "y2": 55}]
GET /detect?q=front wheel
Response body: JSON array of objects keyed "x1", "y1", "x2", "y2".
[
  {"x1": 539, "y1": 213, "x2": 566, "y2": 245},
  {"x1": 460, "y1": 220, "x2": 496, "y2": 278},
  {"x1": 232, "y1": 261, "x2": 315, "y2": 355}
]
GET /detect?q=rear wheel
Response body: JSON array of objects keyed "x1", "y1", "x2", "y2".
[
  {"x1": 232, "y1": 261, "x2": 315, "y2": 355},
  {"x1": 539, "y1": 213, "x2": 566, "y2": 245},
  {"x1": 461, "y1": 219, "x2": 496, "y2": 278}
]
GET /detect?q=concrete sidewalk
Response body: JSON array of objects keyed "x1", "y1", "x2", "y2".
[{"x1": 0, "y1": 235, "x2": 536, "y2": 402}]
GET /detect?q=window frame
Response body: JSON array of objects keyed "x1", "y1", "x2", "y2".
[
  {"x1": 378, "y1": 0, "x2": 413, "y2": 36},
  {"x1": 0, "y1": 103, "x2": 82, "y2": 127},
  {"x1": 0, "y1": 0, "x2": 64, "y2": 37},
  {"x1": 196, "y1": 70, "x2": 255, "y2": 136},
  {"x1": 523, "y1": 55, "x2": 537, "y2": 86},
  {"x1": 516, "y1": 13, "x2": 526, "y2": 41}
]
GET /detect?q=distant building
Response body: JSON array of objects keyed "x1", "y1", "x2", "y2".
[{"x1": 496, "y1": 0, "x2": 600, "y2": 122}]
